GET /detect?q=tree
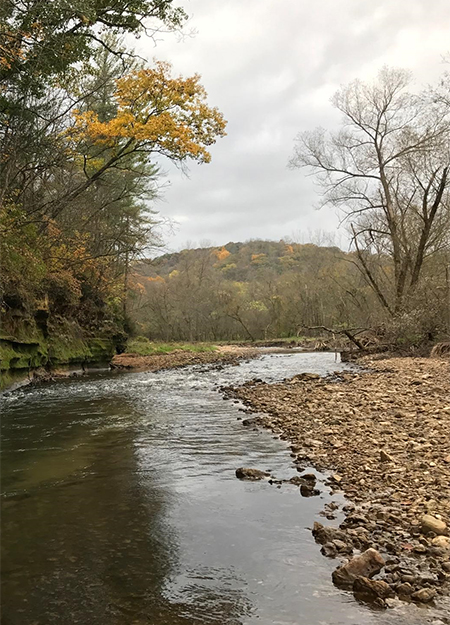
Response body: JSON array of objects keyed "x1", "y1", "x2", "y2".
[
  {"x1": 0, "y1": 0, "x2": 187, "y2": 96},
  {"x1": 0, "y1": 2, "x2": 228, "y2": 339},
  {"x1": 290, "y1": 67, "x2": 450, "y2": 316}
]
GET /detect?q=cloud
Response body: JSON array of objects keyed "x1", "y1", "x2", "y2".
[{"x1": 135, "y1": 0, "x2": 450, "y2": 251}]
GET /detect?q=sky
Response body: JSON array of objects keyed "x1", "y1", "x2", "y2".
[{"x1": 135, "y1": 0, "x2": 450, "y2": 253}]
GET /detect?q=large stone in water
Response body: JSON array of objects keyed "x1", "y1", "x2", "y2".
[
  {"x1": 332, "y1": 548, "x2": 385, "y2": 588},
  {"x1": 235, "y1": 467, "x2": 270, "y2": 480},
  {"x1": 312, "y1": 522, "x2": 348, "y2": 545},
  {"x1": 353, "y1": 576, "x2": 394, "y2": 600}
]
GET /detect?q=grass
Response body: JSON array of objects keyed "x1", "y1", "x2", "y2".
[{"x1": 126, "y1": 336, "x2": 218, "y2": 356}]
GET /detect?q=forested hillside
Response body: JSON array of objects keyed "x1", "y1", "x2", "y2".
[{"x1": 130, "y1": 239, "x2": 446, "y2": 343}]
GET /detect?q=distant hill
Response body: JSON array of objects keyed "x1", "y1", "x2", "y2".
[
  {"x1": 131, "y1": 240, "x2": 373, "y2": 341},
  {"x1": 137, "y1": 240, "x2": 346, "y2": 281}
]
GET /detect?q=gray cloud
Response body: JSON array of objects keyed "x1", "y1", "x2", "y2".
[{"x1": 136, "y1": 0, "x2": 450, "y2": 251}]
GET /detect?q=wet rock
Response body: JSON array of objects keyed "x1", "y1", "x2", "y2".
[
  {"x1": 353, "y1": 576, "x2": 395, "y2": 600},
  {"x1": 300, "y1": 483, "x2": 320, "y2": 497},
  {"x1": 287, "y1": 476, "x2": 304, "y2": 486},
  {"x1": 300, "y1": 472, "x2": 317, "y2": 482},
  {"x1": 411, "y1": 587, "x2": 436, "y2": 603},
  {"x1": 292, "y1": 372, "x2": 320, "y2": 381},
  {"x1": 400, "y1": 574, "x2": 417, "y2": 584},
  {"x1": 242, "y1": 417, "x2": 259, "y2": 427},
  {"x1": 333, "y1": 539, "x2": 352, "y2": 554},
  {"x1": 321, "y1": 542, "x2": 337, "y2": 558},
  {"x1": 421, "y1": 515, "x2": 447, "y2": 536},
  {"x1": 235, "y1": 467, "x2": 270, "y2": 480},
  {"x1": 332, "y1": 548, "x2": 385, "y2": 588},
  {"x1": 312, "y1": 522, "x2": 348, "y2": 545}
]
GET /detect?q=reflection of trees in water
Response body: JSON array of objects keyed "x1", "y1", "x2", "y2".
[
  {"x1": 1, "y1": 390, "x2": 250, "y2": 625},
  {"x1": 164, "y1": 566, "x2": 252, "y2": 625}
]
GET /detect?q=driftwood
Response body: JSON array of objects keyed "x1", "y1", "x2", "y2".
[
  {"x1": 430, "y1": 342, "x2": 450, "y2": 358},
  {"x1": 300, "y1": 325, "x2": 367, "y2": 350}
]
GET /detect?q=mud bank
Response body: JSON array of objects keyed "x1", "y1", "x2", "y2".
[
  {"x1": 225, "y1": 356, "x2": 450, "y2": 610},
  {"x1": 110, "y1": 345, "x2": 258, "y2": 372}
]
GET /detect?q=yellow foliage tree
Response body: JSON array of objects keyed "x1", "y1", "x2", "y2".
[
  {"x1": 55, "y1": 61, "x2": 226, "y2": 215},
  {"x1": 214, "y1": 246, "x2": 230, "y2": 261},
  {"x1": 69, "y1": 61, "x2": 226, "y2": 165}
]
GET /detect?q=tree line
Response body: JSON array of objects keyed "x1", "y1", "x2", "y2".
[{"x1": 131, "y1": 238, "x2": 449, "y2": 345}]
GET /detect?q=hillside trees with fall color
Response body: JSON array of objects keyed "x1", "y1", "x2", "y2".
[
  {"x1": 0, "y1": 3, "x2": 226, "y2": 347},
  {"x1": 131, "y1": 241, "x2": 376, "y2": 342},
  {"x1": 132, "y1": 237, "x2": 449, "y2": 345}
]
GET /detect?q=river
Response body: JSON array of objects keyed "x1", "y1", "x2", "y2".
[{"x1": 0, "y1": 351, "x2": 441, "y2": 624}]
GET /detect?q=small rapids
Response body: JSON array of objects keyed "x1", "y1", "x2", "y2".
[{"x1": 0, "y1": 351, "x2": 439, "y2": 624}]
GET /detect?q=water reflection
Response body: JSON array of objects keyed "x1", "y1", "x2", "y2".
[
  {"x1": 1, "y1": 379, "x2": 252, "y2": 625},
  {"x1": 2, "y1": 353, "x2": 445, "y2": 624}
]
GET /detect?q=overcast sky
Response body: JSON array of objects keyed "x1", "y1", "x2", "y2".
[{"x1": 136, "y1": 0, "x2": 450, "y2": 252}]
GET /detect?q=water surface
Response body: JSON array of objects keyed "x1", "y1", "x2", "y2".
[{"x1": 1, "y1": 352, "x2": 442, "y2": 624}]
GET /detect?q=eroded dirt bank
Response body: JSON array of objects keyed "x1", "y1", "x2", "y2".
[
  {"x1": 225, "y1": 356, "x2": 450, "y2": 608},
  {"x1": 111, "y1": 345, "x2": 258, "y2": 372}
]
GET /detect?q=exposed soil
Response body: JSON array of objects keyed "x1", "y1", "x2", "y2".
[
  {"x1": 224, "y1": 356, "x2": 450, "y2": 609},
  {"x1": 110, "y1": 345, "x2": 258, "y2": 372}
]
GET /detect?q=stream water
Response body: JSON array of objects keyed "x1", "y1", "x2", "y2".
[{"x1": 1, "y1": 351, "x2": 442, "y2": 624}]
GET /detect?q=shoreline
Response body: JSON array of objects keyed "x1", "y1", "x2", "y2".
[
  {"x1": 1, "y1": 346, "x2": 259, "y2": 393},
  {"x1": 110, "y1": 345, "x2": 259, "y2": 372},
  {"x1": 224, "y1": 355, "x2": 450, "y2": 610}
]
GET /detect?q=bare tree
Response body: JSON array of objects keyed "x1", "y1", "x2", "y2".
[{"x1": 290, "y1": 67, "x2": 450, "y2": 315}]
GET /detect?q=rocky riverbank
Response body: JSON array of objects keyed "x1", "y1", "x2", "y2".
[
  {"x1": 110, "y1": 345, "x2": 258, "y2": 372},
  {"x1": 225, "y1": 356, "x2": 450, "y2": 611}
]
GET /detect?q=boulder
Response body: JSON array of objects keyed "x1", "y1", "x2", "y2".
[
  {"x1": 421, "y1": 514, "x2": 447, "y2": 536},
  {"x1": 235, "y1": 467, "x2": 270, "y2": 480},
  {"x1": 353, "y1": 576, "x2": 395, "y2": 600},
  {"x1": 332, "y1": 548, "x2": 385, "y2": 589}
]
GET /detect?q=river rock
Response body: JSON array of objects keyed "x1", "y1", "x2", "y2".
[
  {"x1": 432, "y1": 536, "x2": 450, "y2": 549},
  {"x1": 421, "y1": 514, "x2": 447, "y2": 536},
  {"x1": 300, "y1": 472, "x2": 317, "y2": 482},
  {"x1": 292, "y1": 372, "x2": 320, "y2": 381},
  {"x1": 332, "y1": 548, "x2": 385, "y2": 588},
  {"x1": 321, "y1": 542, "x2": 337, "y2": 558},
  {"x1": 396, "y1": 582, "x2": 413, "y2": 596},
  {"x1": 235, "y1": 467, "x2": 270, "y2": 480},
  {"x1": 411, "y1": 587, "x2": 436, "y2": 603},
  {"x1": 300, "y1": 483, "x2": 320, "y2": 497},
  {"x1": 312, "y1": 522, "x2": 348, "y2": 545},
  {"x1": 353, "y1": 576, "x2": 395, "y2": 599}
]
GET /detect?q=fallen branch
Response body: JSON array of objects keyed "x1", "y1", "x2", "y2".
[{"x1": 299, "y1": 325, "x2": 368, "y2": 350}]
